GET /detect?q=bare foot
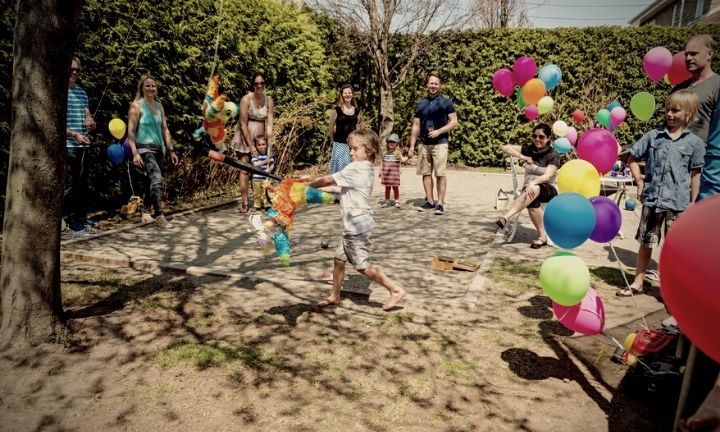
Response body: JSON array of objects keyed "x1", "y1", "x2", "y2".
[
  {"x1": 383, "y1": 289, "x2": 406, "y2": 311},
  {"x1": 317, "y1": 297, "x2": 341, "y2": 308},
  {"x1": 680, "y1": 382, "x2": 720, "y2": 431}
]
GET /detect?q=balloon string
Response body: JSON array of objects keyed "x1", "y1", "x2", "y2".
[
  {"x1": 126, "y1": 160, "x2": 135, "y2": 198},
  {"x1": 608, "y1": 242, "x2": 649, "y2": 330},
  {"x1": 92, "y1": 6, "x2": 143, "y2": 118}
]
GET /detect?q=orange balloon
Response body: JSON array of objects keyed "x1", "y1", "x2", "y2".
[{"x1": 521, "y1": 78, "x2": 547, "y2": 106}]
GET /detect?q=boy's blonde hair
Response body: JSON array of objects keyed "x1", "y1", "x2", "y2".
[
  {"x1": 347, "y1": 128, "x2": 380, "y2": 163},
  {"x1": 666, "y1": 90, "x2": 699, "y2": 127}
]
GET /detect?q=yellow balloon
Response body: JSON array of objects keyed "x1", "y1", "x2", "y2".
[
  {"x1": 537, "y1": 96, "x2": 554, "y2": 114},
  {"x1": 109, "y1": 118, "x2": 126, "y2": 139},
  {"x1": 552, "y1": 120, "x2": 568, "y2": 137},
  {"x1": 623, "y1": 332, "x2": 637, "y2": 352},
  {"x1": 557, "y1": 159, "x2": 601, "y2": 198}
]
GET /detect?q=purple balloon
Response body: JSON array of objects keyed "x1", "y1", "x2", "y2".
[
  {"x1": 589, "y1": 196, "x2": 622, "y2": 243},
  {"x1": 577, "y1": 128, "x2": 619, "y2": 175},
  {"x1": 122, "y1": 138, "x2": 132, "y2": 159},
  {"x1": 512, "y1": 56, "x2": 537, "y2": 87},
  {"x1": 553, "y1": 287, "x2": 605, "y2": 335},
  {"x1": 492, "y1": 68, "x2": 515, "y2": 98}
]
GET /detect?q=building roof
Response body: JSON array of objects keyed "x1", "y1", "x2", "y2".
[{"x1": 629, "y1": 0, "x2": 676, "y2": 25}]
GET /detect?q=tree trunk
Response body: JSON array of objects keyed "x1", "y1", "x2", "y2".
[
  {"x1": 378, "y1": 81, "x2": 394, "y2": 140},
  {"x1": 0, "y1": 0, "x2": 81, "y2": 348}
]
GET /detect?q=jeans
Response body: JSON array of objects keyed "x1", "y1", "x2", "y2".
[
  {"x1": 139, "y1": 147, "x2": 165, "y2": 216},
  {"x1": 63, "y1": 147, "x2": 88, "y2": 229}
]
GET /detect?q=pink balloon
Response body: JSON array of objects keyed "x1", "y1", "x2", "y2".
[
  {"x1": 492, "y1": 68, "x2": 515, "y2": 97},
  {"x1": 610, "y1": 107, "x2": 626, "y2": 126},
  {"x1": 565, "y1": 126, "x2": 578, "y2": 145},
  {"x1": 643, "y1": 46, "x2": 673, "y2": 82},
  {"x1": 553, "y1": 287, "x2": 605, "y2": 335},
  {"x1": 577, "y1": 128, "x2": 619, "y2": 174},
  {"x1": 512, "y1": 56, "x2": 537, "y2": 87},
  {"x1": 524, "y1": 105, "x2": 539, "y2": 120}
]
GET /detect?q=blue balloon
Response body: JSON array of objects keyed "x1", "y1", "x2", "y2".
[
  {"x1": 538, "y1": 64, "x2": 562, "y2": 90},
  {"x1": 625, "y1": 198, "x2": 638, "y2": 211},
  {"x1": 553, "y1": 137, "x2": 572, "y2": 154},
  {"x1": 107, "y1": 143, "x2": 125, "y2": 164},
  {"x1": 608, "y1": 100, "x2": 622, "y2": 112},
  {"x1": 543, "y1": 193, "x2": 597, "y2": 249}
]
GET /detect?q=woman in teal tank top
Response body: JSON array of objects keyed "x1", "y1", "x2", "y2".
[{"x1": 127, "y1": 74, "x2": 180, "y2": 229}]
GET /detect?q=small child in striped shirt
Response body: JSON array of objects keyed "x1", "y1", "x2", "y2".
[
  {"x1": 250, "y1": 135, "x2": 275, "y2": 211},
  {"x1": 380, "y1": 133, "x2": 408, "y2": 208}
]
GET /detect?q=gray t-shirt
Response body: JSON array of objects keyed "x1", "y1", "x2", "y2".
[{"x1": 671, "y1": 73, "x2": 720, "y2": 142}]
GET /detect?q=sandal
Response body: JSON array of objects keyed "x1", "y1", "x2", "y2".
[
  {"x1": 616, "y1": 286, "x2": 644, "y2": 297},
  {"x1": 530, "y1": 238, "x2": 547, "y2": 249},
  {"x1": 238, "y1": 203, "x2": 249, "y2": 214},
  {"x1": 496, "y1": 217, "x2": 507, "y2": 229}
]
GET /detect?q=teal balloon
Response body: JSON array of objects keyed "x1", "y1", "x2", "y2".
[
  {"x1": 540, "y1": 252, "x2": 590, "y2": 306},
  {"x1": 630, "y1": 92, "x2": 656, "y2": 121},
  {"x1": 538, "y1": 64, "x2": 562, "y2": 90},
  {"x1": 595, "y1": 109, "x2": 611, "y2": 127},
  {"x1": 543, "y1": 192, "x2": 597, "y2": 249},
  {"x1": 553, "y1": 137, "x2": 572, "y2": 154},
  {"x1": 607, "y1": 100, "x2": 622, "y2": 112}
]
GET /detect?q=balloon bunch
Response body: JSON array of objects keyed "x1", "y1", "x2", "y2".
[
  {"x1": 249, "y1": 179, "x2": 335, "y2": 266},
  {"x1": 539, "y1": 127, "x2": 623, "y2": 335},
  {"x1": 106, "y1": 118, "x2": 129, "y2": 165},
  {"x1": 193, "y1": 75, "x2": 239, "y2": 150},
  {"x1": 492, "y1": 56, "x2": 562, "y2": 121}
]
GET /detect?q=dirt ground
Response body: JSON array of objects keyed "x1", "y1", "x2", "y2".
[{"x1": 0, "y1": 168, "x2": 686, "y2": 431}]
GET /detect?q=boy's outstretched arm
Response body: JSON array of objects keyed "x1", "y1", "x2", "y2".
[
  {"x1": 309, "y1": 175, "x2": 336, "y2": 189},
  {"x1": 690, "y1": 168, "x2": 701, "y2": 202},
  {"x1": 628, "y1": 155, "x2": 644, "y2": 198}
]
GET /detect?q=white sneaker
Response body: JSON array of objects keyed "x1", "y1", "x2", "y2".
[
  {"x1": 155, "y1": 214, "x2": 173, "y2": 229},
  {"x1": 141, "y1": 212, "x2": 154, "y2": 223},
  {"x1": 380, "y1": 201, "x2": 390, "y2": 208},
  {"x1": 394, "y1": 201, "x2": 401, "y2": 208}
]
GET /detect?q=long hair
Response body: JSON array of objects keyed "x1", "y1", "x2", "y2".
[
  {"x1": 134, "y1": 74, "x2": 157, "y2": 101},
  {"x1": 347, "y1": 128, "x2": 379, "y2": 163},
  {"x1": 336, "y1": 84, "x2": 357, "y2": 108}
]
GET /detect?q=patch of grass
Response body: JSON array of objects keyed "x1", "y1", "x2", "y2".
[
  {"x1": 591, "y1": 266, "x2": 634, "y2": 288},
  {"x1": 157, "y1": 339, "x2": 278, "y2": 370},
  {"x1": 187, "y1": 314, "x2": 214, "y2": 329},
  {"x1": 441, "y1": 357, "x2": 475, "y2": 378},
  {"x1": 487, "y1": 258, "x2": 540, "y2": 294}
]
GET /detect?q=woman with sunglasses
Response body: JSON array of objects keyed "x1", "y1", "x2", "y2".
[
  {"x1": 495, "y1": 123, "x2": 562, "y2": 249},
  {"x1": 232, "y1": 73, "x2": 274, "y2": 213}
]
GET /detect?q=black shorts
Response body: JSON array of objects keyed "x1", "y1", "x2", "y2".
[{"x1": 525, "y1": 183, "x2": 558, "y2": 208}]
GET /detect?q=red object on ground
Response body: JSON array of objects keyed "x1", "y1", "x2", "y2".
[{"x1": 629, "y1": 328, "x2": 674, "y2": 356}]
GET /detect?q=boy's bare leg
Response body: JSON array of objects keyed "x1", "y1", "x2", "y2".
[
  {"x1": 318, "y1": 258, "x2": 345, "y2": 307},
  {"x1": 631, "y1": 245, "x2": 652, "y2": 290},
  {"x1": 680, "y1": 374, "x2": 720, "y2": 432},
  {"x1": 358, "y1": 266, "x2": 406, "y2": 311}
]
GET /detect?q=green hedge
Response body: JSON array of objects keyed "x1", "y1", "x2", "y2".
[{"x1": 2, "y1": 2, "x2": 719, "y2": 219}]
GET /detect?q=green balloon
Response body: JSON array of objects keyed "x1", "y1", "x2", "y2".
[
  {"x1": 630, "y1": 91, "x2": 656, "y2": 121},
  {"x1": 515, "y1": 87, "x2": 526, "y2": 108},
  {"x1": 595, "y1": 108, "x2": 611, "y2": 127},
  {"x1": 539, "y1": 252, "x2": 590, "y2": 306}
]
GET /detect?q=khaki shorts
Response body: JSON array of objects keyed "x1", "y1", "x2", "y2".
[
  {"x1": 334, "y1": 232, "x2": 372, "y2": 270},
  {"x1": 417, "y1": 143, "x2": 448, "y2": 176},
  {"x1": 251, "y1": 180, "x2": 270, "y2": 209}
]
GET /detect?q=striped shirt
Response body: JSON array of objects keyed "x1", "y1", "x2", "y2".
[
  {"x1": 66, "y1": 86, "x2": 89, "y2": 147},
  {"x1": 251, "y1": 154, "x2": 275, "y2": 181}
]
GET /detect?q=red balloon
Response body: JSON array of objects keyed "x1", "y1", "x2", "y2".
[
  {"x1": 667, "y1": 52, "x2": 692, "y2": 85},
  {"x1": 572, "y1": 109, "x2": 585, "y2": 123},
  {"x1": 660, "y1": 196, "x2": 720, "y2": 363}
]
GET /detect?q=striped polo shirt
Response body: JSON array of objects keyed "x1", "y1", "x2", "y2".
[
  {"x1": 251, "y1": 154, "x2": 275, "y2": 181},
  {"x1": 66, "y1": 85, "x2": 89, "y2": 147}
]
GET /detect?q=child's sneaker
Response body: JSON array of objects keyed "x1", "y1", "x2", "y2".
[
  {"x1": 380, "y1": 200, "x2": 390, "y2": 208},
  {"x1": 155, "y1": 214, "x2": 173, "y2": 229},
  {"x1": 141, "y1": 211, "x2": 154, "y2": 223},
  {"x1": 394, "y1": 201, "x2": 401, "y2": 208}
]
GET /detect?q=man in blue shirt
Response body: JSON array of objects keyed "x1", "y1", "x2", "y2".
[
  {"x1": 64, "y1": 56, "x2": 96, "y2": 232},
  {"x1": 408, "y1": 73, "x2": 458, "y2": 215}
]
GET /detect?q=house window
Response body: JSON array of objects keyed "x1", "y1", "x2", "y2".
[
  {"x1": 695, "y1": 0, "x2": 705, "y2": 19},
  {"x1": 672, "y1": 4, "x2": 678, "y2": 25}
]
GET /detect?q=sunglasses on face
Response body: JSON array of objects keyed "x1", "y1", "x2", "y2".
[
  {"x1": 70, "y1": 67, "x2": 81, "y2": 74},
  {"x1": 532, "y1": 134, "x2": 547, "y2": 139},
  {"x1": 254, "y1": 81, "x2": 265, "y2": 87}
]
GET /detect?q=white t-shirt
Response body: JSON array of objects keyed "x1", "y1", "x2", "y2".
[{"x1": 332, "y1": 160, "x2": 376, "y2": 235}]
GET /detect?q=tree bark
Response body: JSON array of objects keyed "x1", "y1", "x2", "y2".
[{"x1": 0, "y1": 0, "x2": 81, "y2": 348}]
